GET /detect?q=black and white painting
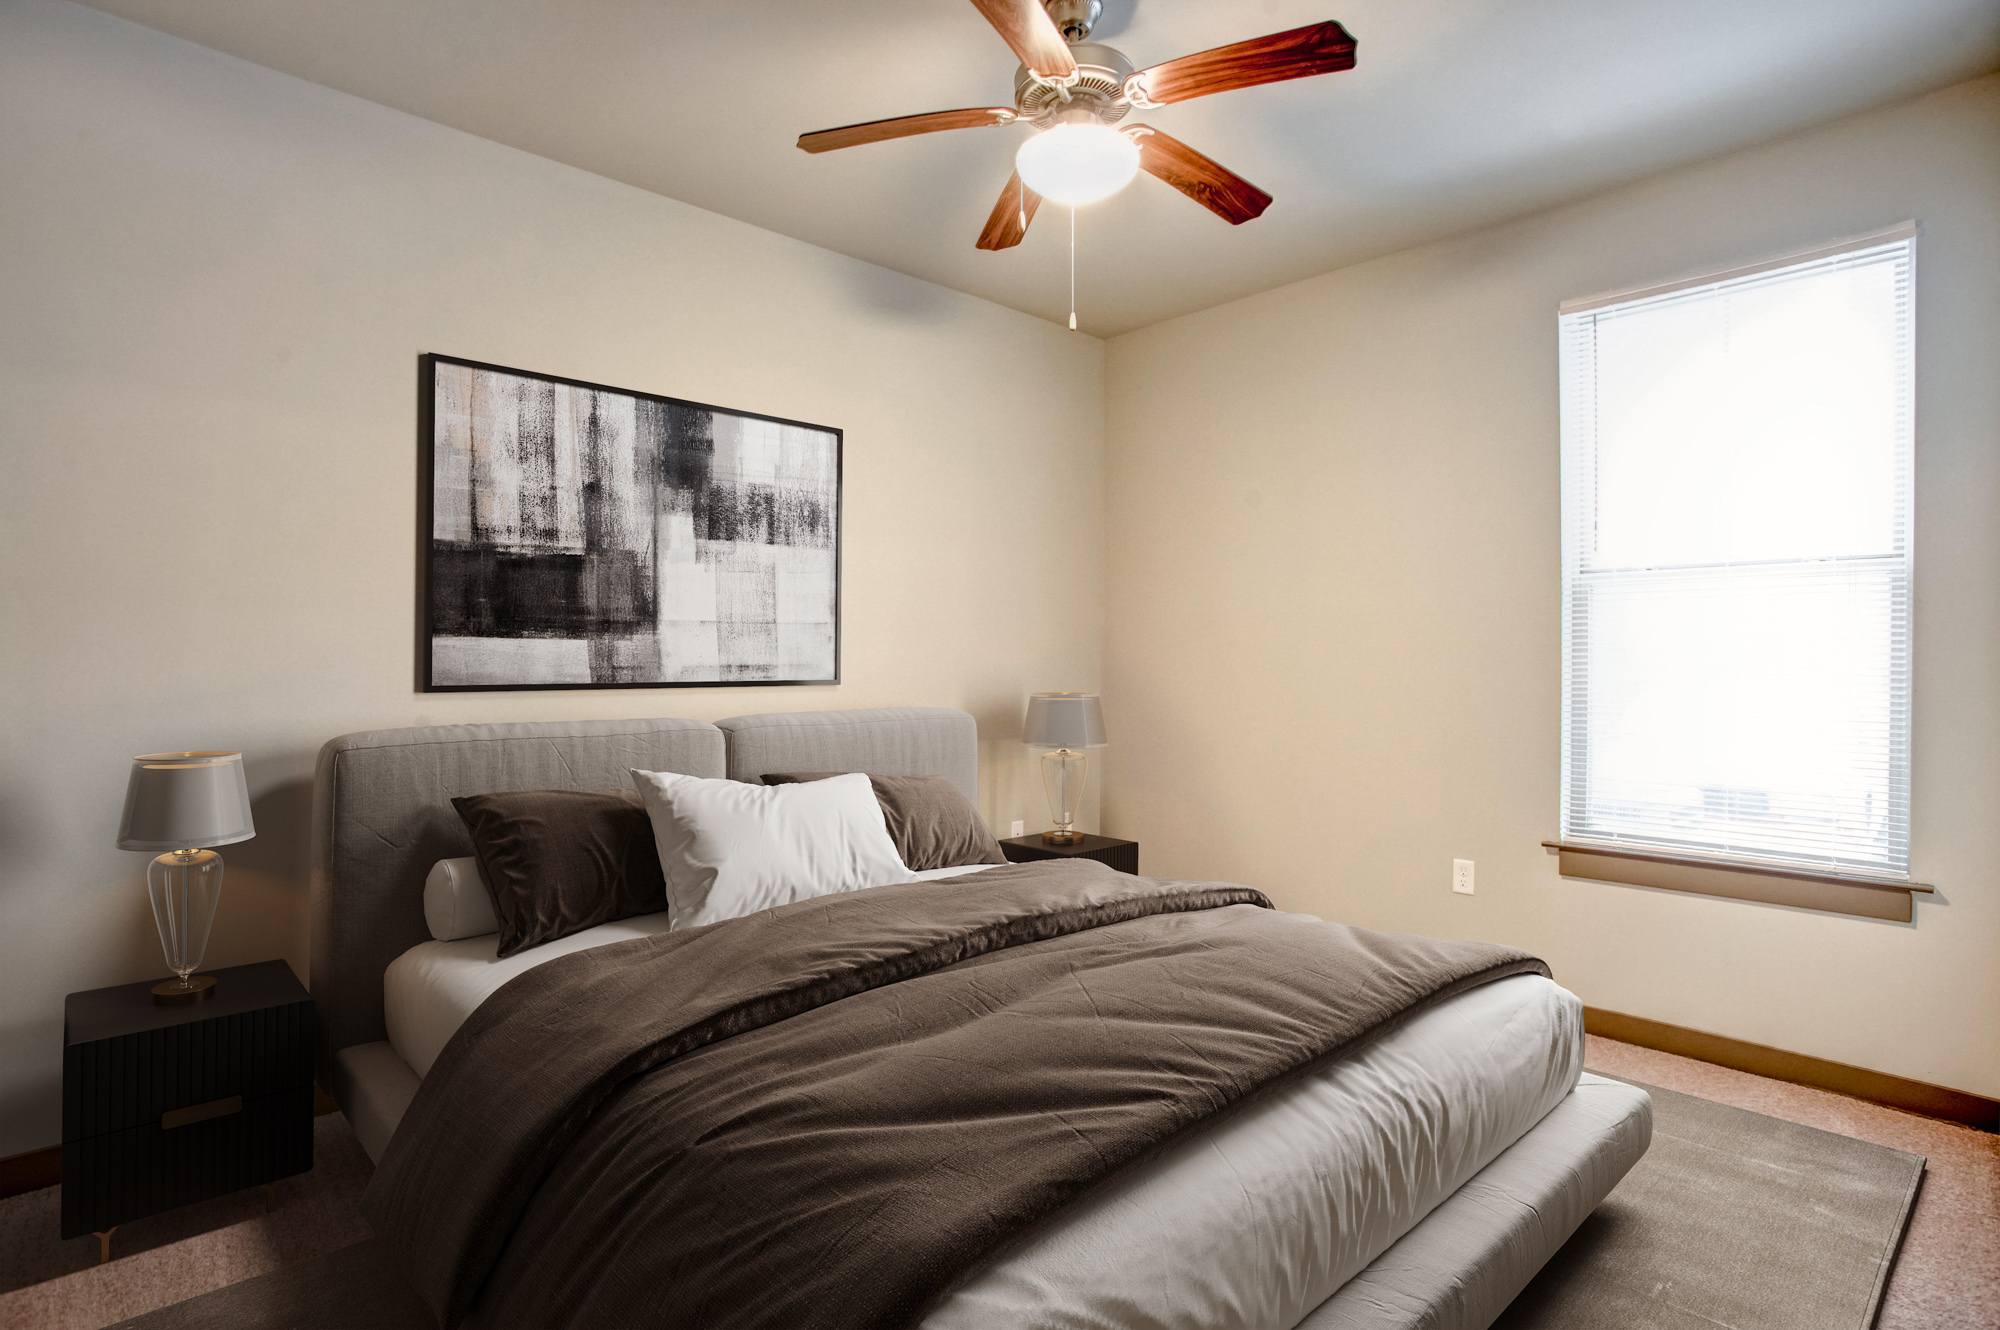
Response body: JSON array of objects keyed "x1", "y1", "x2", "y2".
[{"x1": 423, "y1": 355, "x2": 840, "y2": 690}]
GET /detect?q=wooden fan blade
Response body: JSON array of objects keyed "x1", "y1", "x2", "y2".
[
  {"x1": 1131, "y1": 127, "x2": 1272, "y2": 224},
  {"x1": 1125, "y1": 21, "x2": 1356, "y2": 107},
  {"x1": 798, "y1": 107, "x2": 1017, "y2": 154},
  {"x1": 977, "y1": 172, "x2": 1044, "y2": 250},
  {"x1": 968, "y1": 0, "x2": 1078, "y2": 80}
]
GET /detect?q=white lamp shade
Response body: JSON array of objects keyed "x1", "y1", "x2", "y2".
[
  {"x1": 1023, "y1": 693, "x2": 1108, "y2": 749},
  {"x1": 1015, "y1": 123, "x2": 1140, "y2": 207},
  {"x1": 117, "y1": 751, "x2": 256, "y2": 850}
]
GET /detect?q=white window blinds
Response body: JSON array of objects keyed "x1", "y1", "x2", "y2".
[{"x1": 1558, "y1": 226, "x2": 1914, "y2": 880}]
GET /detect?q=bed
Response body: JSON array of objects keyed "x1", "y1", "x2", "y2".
[{"x1": 311, "y1": 707, "x2": 1651, "y2": 1329}]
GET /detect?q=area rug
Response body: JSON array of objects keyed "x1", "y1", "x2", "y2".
[
  {"x1": 1493, "y1": 1075, "x2": 1924, "y2": 1330},
  {"x1": 103, "y1": 1075, "x2": 1925, "y2": 1330}
]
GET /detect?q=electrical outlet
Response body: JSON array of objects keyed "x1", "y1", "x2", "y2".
[
  {"x1": 1452, "y1": 859, "x2": 1475, "y2": 895},
  {"x1": 1010, "y1": 820, "x2": 1025, "y2": 837}
]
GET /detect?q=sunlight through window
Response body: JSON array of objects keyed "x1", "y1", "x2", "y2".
[{"x1": 1558, "y1": 228, "x2": 1914, "y2": 878}]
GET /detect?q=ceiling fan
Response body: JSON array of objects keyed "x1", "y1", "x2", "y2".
[{"x1": 797, "y1": 0, "x2": 1357, "y2": 251}]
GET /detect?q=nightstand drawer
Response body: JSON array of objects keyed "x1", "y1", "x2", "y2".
[
  {"x1": 61, "y1": 1085, "x2": 313, "y2": 1237},
  {"x1": 63, "y1": 999, "x2": 313, "y2": 1139}
]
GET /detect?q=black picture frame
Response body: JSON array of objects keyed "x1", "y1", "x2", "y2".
[{"x1": 418, "y1": 353, "x2": 842, "y2": 692}]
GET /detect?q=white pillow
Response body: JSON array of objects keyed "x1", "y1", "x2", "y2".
[
  {"x1": 423, "y1": 857, "x2": 500, "y2": 941},
  {"x1": 628, "y1": 769, "x2": 916, "y2": 930}
]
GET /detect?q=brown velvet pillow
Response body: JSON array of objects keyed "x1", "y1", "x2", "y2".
[
  {"x1": 450, "y1": 788, "x2": 668, "y2": 957},
  {"x1": 760, "y1": 773, "x2": 1007, "y2": 871}
]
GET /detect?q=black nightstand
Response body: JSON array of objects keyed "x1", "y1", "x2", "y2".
[
  {"x1": 1001, "y1": 833, "x2": 1139, "y2": 875},
  {"x1": 62, "y1": 959, "x2": 314, "y2": 1261}
]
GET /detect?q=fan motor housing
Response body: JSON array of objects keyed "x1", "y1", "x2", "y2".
[
  {"x1": 1013, "y1": 42, "x2": 1135, "y2": 128},
  {"x1": 1043, "y1": 0, "x2": 1101, "y2": 42}
]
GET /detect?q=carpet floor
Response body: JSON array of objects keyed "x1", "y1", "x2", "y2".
[
  {"x1": 2, "y1": 1037, "x2": 1990, "y2": 1329},
  {"x1": 0, "y1": 1113, "x2": 372, "y2": 1330},
  {"x1": 1492, "y1": 1074, "x2": 1921, "y2": 1328},
  {"x1": 1583, "y1": 1035, "x2": 2000, "y2": 1330}
]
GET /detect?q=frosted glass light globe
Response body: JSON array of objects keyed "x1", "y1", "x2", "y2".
[{"x1": 1015, "y1": 123, "x2": 1140, "y2": 206}]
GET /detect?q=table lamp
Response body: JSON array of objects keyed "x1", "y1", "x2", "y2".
[
  {"x1": 1022, "y1": 693, "x2": 1108, "y2": 845},
  {"x1": 117, "y1": 751, "x2": 255, "y2": 1004}
]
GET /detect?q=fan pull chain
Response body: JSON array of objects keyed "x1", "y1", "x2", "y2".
[{"x1": 1069, "y1": 206, "x2": 1077, "y2": 332}]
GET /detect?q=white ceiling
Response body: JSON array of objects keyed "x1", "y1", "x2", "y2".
[{"x1": 78, "y1": 0, "x2": 2000, "y2": 335}]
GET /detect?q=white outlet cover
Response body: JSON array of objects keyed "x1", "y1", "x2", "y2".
[
  {"x1": 1010, "y1": 821, "x2": 1025, "y2": 837},
  {"x1": 1452, "y1": 859, "x2": 1475, "y2": 895}
]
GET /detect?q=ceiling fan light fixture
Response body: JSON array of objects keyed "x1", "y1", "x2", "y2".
[{"x1": 1015, "y1": 122, "x2": 1139, "y2": 207}]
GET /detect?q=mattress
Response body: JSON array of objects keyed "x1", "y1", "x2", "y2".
[{"x1": 382, "y1": 878, "x2": 1583, "y2": 1330}]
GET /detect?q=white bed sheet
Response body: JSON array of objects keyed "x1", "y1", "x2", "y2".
[{"x1": 383, "y1": 881, "x2": 1581, "y2": 1330}]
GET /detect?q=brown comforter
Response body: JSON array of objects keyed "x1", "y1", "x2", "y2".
[{"x1": 363, "y1": 859, "x2": 1549, "y2": 1329}]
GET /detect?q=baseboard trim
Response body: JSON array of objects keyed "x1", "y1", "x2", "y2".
[
  {"x1": 0, "y1": 1143, "x2": 60, "y2": 1200},
  {"x1": 2, "y1": 1086, "x2": 344, "y2": 1201},
  {"x1": 1584, "y1": 1006, "x2": 1999, "y2": 1132}
]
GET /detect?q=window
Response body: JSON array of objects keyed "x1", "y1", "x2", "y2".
[{"x1": 1558, "y1": 226, "x2": 1914, "y2": 883}]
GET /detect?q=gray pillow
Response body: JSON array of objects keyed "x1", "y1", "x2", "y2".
[
  {"x1": 450, "y1": 788, "x2": 667, "y2": 957},
  {"x1": 759, "y1": 772, "x2": 1007, "y2": 871}
]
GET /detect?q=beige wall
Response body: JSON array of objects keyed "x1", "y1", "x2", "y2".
[
  {"x1": 1105, "y1": 75, "x2": 2000, "y2": 1098},
  {"x1": 0, "y1": 0, "x2": 1103, "y2": 1156}
]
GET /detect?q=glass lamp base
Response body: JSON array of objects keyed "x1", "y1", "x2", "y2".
[
  {"x1": 148, "y1": 847, "x2": 223, "y2": 1005},
  {"x1": 1039, "y1": 748, "x2": 1090, "y2": 846},
  {"x1": 151, "y1": 974, "x2": 217, "y2": 1005}
]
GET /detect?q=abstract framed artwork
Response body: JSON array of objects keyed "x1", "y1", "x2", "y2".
[{"x1": 421, "y1": 354, "x2": 840, "y2": 691}]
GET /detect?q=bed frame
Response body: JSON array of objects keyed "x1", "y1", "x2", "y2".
[{"x1": 311, "y1": 706, "x2": 1648, "y2": 1330}]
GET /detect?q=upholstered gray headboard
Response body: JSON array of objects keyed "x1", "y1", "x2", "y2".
[
  {"x1": 309, "y1": 717, "x2": 725, "y2": 1084},
  {"x1": 310, "y1": 706, "x2": 982, "y2": 1089},
  {"x1": 716, "y1": 707, "x2": 979, "y2": 802}
]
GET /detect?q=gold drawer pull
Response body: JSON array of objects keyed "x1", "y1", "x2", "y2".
[{"x1": 162, "y1": 1094, "x2": 241, "y2": 1130}]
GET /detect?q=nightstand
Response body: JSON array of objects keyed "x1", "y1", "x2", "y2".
[
  {"x1": 62, "y1": 959, "x2": 314, "y2": 1261},
  {"x1": 1000, "y1": 833, "x2": 1139, "y2": 875}
]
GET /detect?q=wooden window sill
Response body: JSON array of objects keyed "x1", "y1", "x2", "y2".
[{"x1": 1543, "y1": 840, "x2": 1931, "y2": 922}]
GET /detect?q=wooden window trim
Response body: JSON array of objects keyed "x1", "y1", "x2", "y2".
[{"x1": 1544, "y1": 840, "x2": 1931, "y2": 923}]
